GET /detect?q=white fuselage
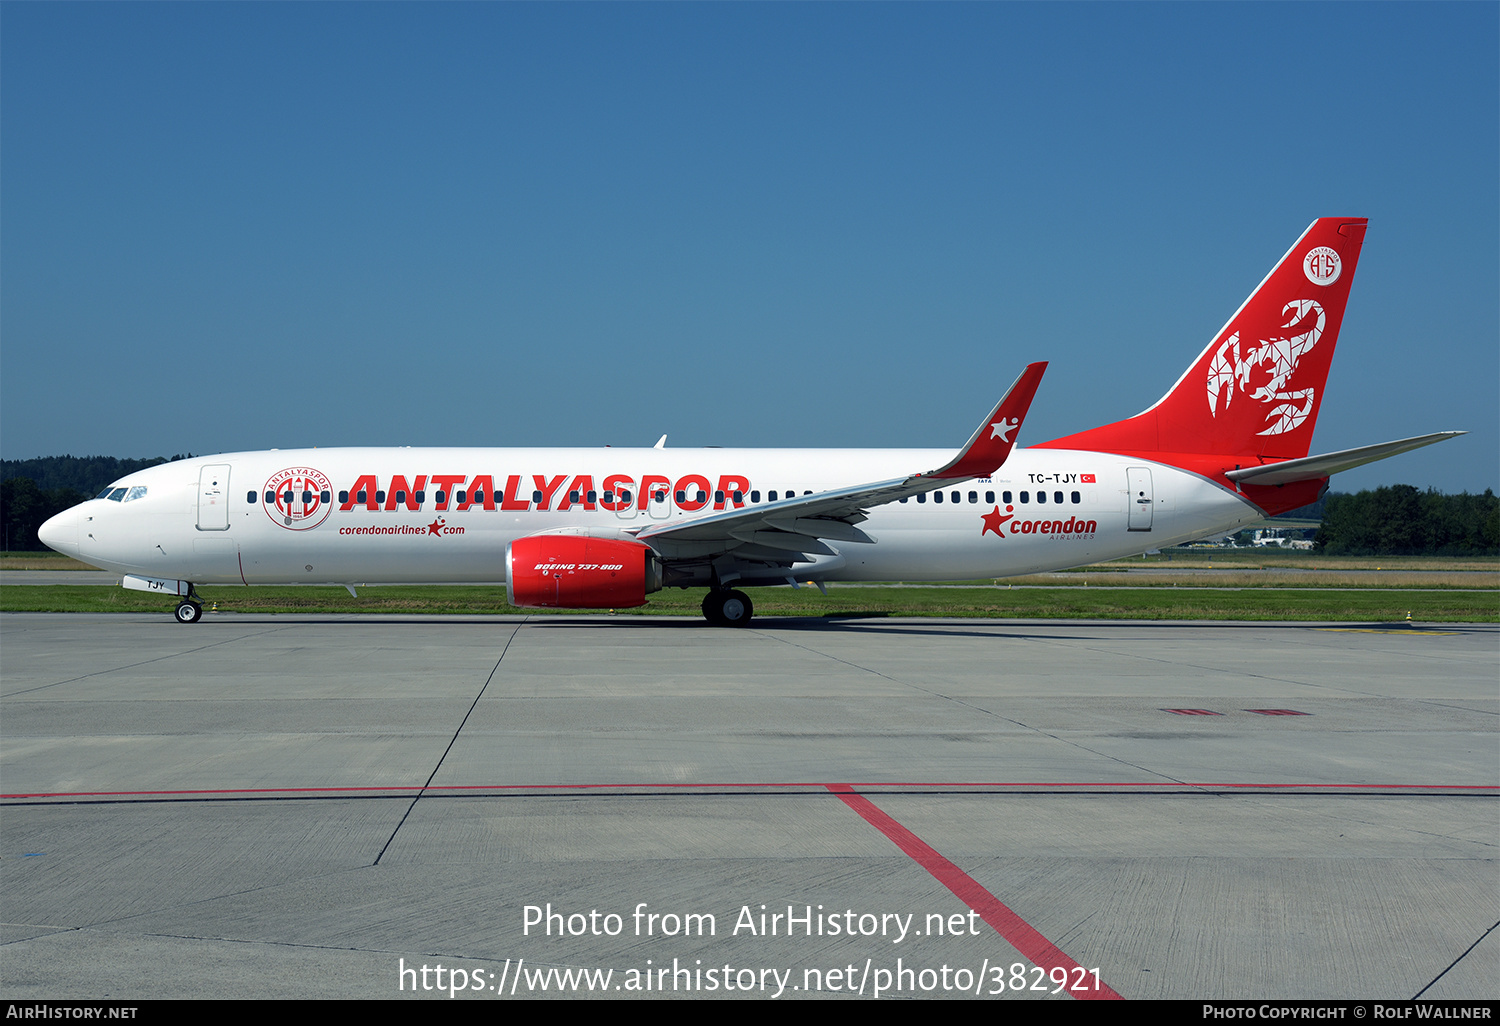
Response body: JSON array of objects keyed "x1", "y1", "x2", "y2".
[{"x1": 45, "y1": 446, "x2": 1263, "y2": 587}]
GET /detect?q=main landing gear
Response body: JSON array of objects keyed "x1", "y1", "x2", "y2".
[
  {"x1": 701, "y1": 588, "x2": 754, "y2": 627},
  {"x1": 174, "y1": 585, "x2": 203, "y2": 624}
]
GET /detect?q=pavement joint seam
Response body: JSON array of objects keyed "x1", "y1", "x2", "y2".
[
  {"x1": 0, "y1": 623, "x2": 306, "y2": 699},
  {"x1": 371, "y1": 620, "x2": 526, "y2": 866},
  {"x1": 1411, "y1": 918, "x2": 1499, "y2": 999}
]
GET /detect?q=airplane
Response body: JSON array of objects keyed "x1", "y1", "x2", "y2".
[{"x1": 38, "y1": 217, "x2": 1462, "y2": 627}]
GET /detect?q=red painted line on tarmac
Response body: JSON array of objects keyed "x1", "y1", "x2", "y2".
[
  {"x1": 3, "y1": 780, "x2": 1495, "y2": 800},
  {"x1": 827, "y1": 783, "x2": 1123, "y2": 1000}
]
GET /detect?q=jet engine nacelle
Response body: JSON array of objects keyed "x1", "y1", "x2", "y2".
[{"x1": 506, "y1": 535, "x2": 662, "y2": 609}]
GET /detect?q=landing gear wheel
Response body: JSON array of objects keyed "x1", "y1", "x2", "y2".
[
  {"x1": 175, "y1": 600, "x2": 203, "y2": 624},
  {"x1": 702, "y1": 589, "x2": 753, "y2": 627}
]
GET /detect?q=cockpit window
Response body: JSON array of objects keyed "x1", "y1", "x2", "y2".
[
  {"x1": 96, "y1": 487, "x2": 115, "y2": 499},
  {"x1": 106, "y1": 488, "x2": 127, "y2": 502},
  {"x1": 124, "y1": 486, "x2": 148, "y2": 502}
]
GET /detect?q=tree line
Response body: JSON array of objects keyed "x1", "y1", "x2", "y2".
[
  {"x1": 1313, "y1": 485, "x2": 1498, "y2": 556},
  {"x1": 1, "y1": 455, "x2": 192, "y2": 551}
]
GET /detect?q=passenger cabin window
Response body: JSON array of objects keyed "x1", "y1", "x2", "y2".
[
  {"x1": 917, "y1": 492, "x2": 926, "y2": 503},
  {"x1": 435, "y1": 491, "x2": 447, "y2": 505},
  {"x1": 750, "y1": 490, "x2": 761, "y2": 503},
  {"x1": 968, "y1": 491, "x2": 978, "y2": 503},
  {"x1": 986, "y1": 491, "x2": 995, "y2": 503},
  {"x1": 951, "y1": 491, "x2": 960, "y2": 503},
  {"x1": 732, "y1": 490, "x2": 743, "y2": 503},
  {"x1": 532, "y1": 490, "x2": 544, "y2": 503},
  {"x1": 1020, "y1": 491, "x2": 1029, "y2": 503},
  {"x1": 1002, "y1": 491, "x2": 1012, "y2": 504},
  {"x1": 587, "y1": 490, "x2": 597, "y2": 503},
  {"x1": 934, "y1": 491, "x2": 943, "y2": 503},
  {"x1": 1054, "y1": 491, "x2": 1064, "y2": 504},
  {"x1": 1037, "y1": 491, "x2": 1047, "y2": 504},
  {"x1": 339, "y1": 491, "x2": 349, "y2": 504},
  {"x1": 768, "y1": 491, "x2": 778, "y2": 502},
  {"x1": 248, "y1": 491, "x2": 258, "y2": 503},
  {"x1": 375, "y1": 491, "x2": 386, "y2": 504},
  {"x1": 569, "y1": 491, "x2": 580, "y2": 503},
  {"x1": 1071, "y1": 491, "x2": 1081, "y2": 504},
  {"x1": 455, "y1": 490, "x2": 466, "y2": 504},
  {"x1": 395, "y1": 490, "x2": 406, "y2": 504}
]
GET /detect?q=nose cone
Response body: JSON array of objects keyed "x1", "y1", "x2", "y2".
[{"x1": 37, "y1": 505, "x2": 80, "y2": 557}]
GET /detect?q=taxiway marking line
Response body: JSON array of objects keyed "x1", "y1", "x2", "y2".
[{"x1": 827, "y1": 782, "x2": 1124, "y2": 1001}]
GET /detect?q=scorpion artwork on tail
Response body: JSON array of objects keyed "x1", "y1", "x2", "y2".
[{"x1": 1205, "y1": 299, "x2": 1325, "y2": 436}]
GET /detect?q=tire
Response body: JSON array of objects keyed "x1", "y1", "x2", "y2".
[
  {"x1": 718, "y1": 589, "x2": 753, "y2": 627},
  {"x1": 175, "y1": 601, "x2": 203, "y2": 624}
]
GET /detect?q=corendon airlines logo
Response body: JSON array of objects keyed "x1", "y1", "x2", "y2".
[
  {"x1": 264, "y1": 467, "x2": 333, "y2": 530},
  {"x1": 980, "y1": 504, "x2": 1097, "y2": 540},
  {"x1": 990, "y1": 417, "x2": 1019, "y2": 442},
  {"x1": 1205, "y1": 299, "x2": 1326, "y2": 436}
]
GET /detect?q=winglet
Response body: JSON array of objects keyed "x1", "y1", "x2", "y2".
[{"x1": 926, "y1": 362, "x2": 1048, "y2": 480}]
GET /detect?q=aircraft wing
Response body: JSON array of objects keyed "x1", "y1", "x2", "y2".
[
  {"x1": 633, "y1": 363, "x2": 1046, "y2": 563},
  {"x1": 1224, "y1": 431, "x2": 1465, "y2": 487}
]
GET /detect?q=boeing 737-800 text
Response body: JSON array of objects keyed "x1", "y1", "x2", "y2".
[{"x1": 38, "y1": 218, "x2": 1461, "y2": 625}]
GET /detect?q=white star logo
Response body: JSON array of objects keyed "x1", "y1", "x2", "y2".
[{"x1": 989, "y1": 417, "x2": 1018, "y2": 442}]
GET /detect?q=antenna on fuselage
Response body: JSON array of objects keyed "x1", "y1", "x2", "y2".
[{"x1": 653, "y1": 435, "x2": 667, "y2": 449}]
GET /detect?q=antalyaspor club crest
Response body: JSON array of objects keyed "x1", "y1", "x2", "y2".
[
  {"x1": 1302, "y1": 246, "x2": 1341, "y2": 286},
  {"x1": 264, "y1": 467, "x2": 334, "y2": 530}
]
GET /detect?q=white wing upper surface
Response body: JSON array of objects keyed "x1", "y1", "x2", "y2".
[{"x1": 635, "y1": 363, "x2": 1047, "y2": 564}]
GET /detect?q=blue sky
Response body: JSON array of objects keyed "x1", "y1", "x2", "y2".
[{"x1": 3, "y1": 3, "x2": 1495, "y2": 493}]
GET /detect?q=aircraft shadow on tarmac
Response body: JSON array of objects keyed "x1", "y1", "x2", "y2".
[{"x1": 140, "y1": 613, "x2": 1486, "y2": 642}]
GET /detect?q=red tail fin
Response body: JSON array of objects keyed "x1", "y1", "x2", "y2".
[{"x1": 1038, "y1": 218, "x2": 1367, "y2": 461}]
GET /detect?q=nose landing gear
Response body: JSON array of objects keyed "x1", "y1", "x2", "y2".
[{"x1": 174, "y1": 585, "x2": 203, "y2": 624}]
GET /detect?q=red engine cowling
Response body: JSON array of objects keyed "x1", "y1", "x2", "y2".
[{"x1": 506, "y1": 535, "x2": 661, "y2": 609}]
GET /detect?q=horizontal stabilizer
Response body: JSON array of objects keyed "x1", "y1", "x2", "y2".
[{"x1": 1224, "y1": 431, "x2": 1465, "y2": 486}]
